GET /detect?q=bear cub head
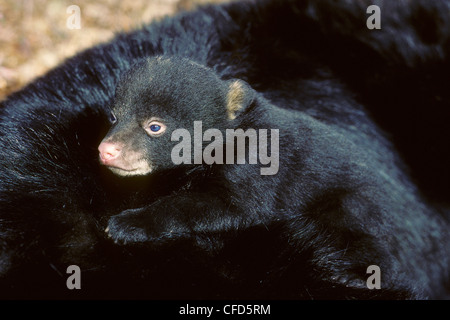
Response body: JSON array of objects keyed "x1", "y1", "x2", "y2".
[{"x1": 98, "y1": 56, "x2": 256, "y2": 177}]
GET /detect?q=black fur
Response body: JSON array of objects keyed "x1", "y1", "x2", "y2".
[{"x1": 0, "y1": 0, "x2": 449, "y2": 299}]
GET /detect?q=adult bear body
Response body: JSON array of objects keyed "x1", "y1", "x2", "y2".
[{"x1": 0, "y1": 0, "x2": 449, "y2": 299}]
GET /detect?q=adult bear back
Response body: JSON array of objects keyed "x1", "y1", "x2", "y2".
[{"x1": 0, "y1": 0, "x2": 449, "y2": 299}]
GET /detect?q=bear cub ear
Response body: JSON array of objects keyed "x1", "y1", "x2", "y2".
[{"x1": 226, "y1": 79, "x2": 256, "y2": 120}]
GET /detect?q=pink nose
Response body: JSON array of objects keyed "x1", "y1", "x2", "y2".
[{"x1": 98, "y1": 142, "x2": 121, "y2": 163}]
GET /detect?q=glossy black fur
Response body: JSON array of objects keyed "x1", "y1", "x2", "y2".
[{"x1": 0, "y1": 0, "x2": 449, "y2": 299}]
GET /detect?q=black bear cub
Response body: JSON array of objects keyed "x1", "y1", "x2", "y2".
[
  {"x1": 100, "y1": 56, "x2": 282, "y2": 244},
  {"x1": 98, "y1": 56, "x2": 448, "y2": 299}
]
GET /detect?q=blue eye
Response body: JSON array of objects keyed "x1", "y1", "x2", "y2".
[
  {"x1": 109, "y1": 111, "x2": 117, "y2": 124},
  {"x1": 150, "y1": 124, "x2": 161, "y2": 132},
  {"x1": 146, "y1": 121, "x2": 165, "y2": 135}
]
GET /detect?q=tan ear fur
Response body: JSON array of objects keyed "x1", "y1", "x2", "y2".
[{"x1": 226, "y1": 80, "x2": 246, "y2": 120}]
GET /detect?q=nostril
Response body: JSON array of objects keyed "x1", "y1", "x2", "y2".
[
  {"x1": 99, "y1": 142, "x2": 121, "y2": 162},
  {"x1": 102, "y1": 151, "x2": 116, "y2": 160}
]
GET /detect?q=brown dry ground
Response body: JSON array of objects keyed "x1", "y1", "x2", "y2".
[{"x1": 0, "y1": 0, "x2": 227, "y2": 101}]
